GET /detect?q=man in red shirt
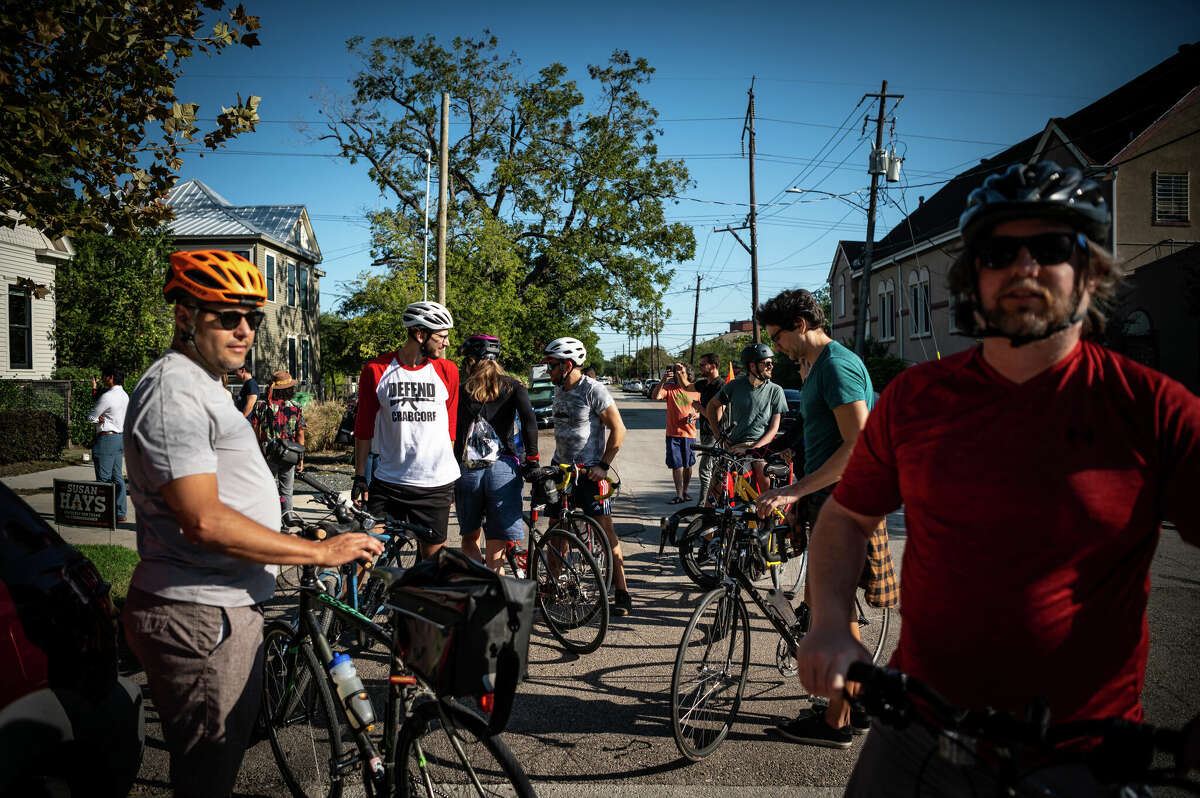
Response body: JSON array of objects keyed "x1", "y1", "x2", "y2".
[
  {"x1": 353, "y1": 301, "x2": 460, "y2": 558},
  {"x1": 796, "y1": 161, "x2": 1200, "y2": 793}
]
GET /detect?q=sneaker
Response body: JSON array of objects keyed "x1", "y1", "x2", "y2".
[
  {"x1": 772, "y1": 711, "x2": 852, "y2": 749},
  {"x1": 610, "y1": 589, "x2": 632, "y2": 617},
  {"x1": 850, "y1": 709, "x2": 871, "y2": 735}
]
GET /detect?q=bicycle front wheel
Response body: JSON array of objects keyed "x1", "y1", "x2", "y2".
[
  {"x1": 671, "y1": 587, "x2": 751, "y2": 761},
  {"x1": 566, "y1": 510, "x2": 614, "y2": 591},
  {"x1": 532, "y1": 526, "x2": 610, "y2": 654},
  {"x1": 392, "y1": 698, "x2": 535, "y2": 798},
  {"x1": 678, "y1": 509, "x2": 728, "y2": 590},
  {"x1": 261, "y1": 621, "x2": 345, "y2": 798}
]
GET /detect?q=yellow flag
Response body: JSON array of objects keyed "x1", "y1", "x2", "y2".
[{"x1": 726, "y1": 362, "x2": 735, "y2": 383}]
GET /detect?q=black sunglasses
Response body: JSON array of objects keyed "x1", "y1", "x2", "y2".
[
  {"x1": 199, "y1": 306, "x2": 266, "y2": 331},
  {"x1": 976, "y1": 232, "x2": 1084, "y2": 270},
  {"x1": 758, "y1": 360, "x2": 775, "y2": 367}
]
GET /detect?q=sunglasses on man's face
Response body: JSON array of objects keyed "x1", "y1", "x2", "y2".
[
  {"x1": 976, "y1": 232, "x2": 1084, "y2": 270},
  {"x1": 758, "y1": 360, "x2": 775, "y2": 368},
  {"x1": 200, "y1": 307, "x2": 266, "y2": 331}
]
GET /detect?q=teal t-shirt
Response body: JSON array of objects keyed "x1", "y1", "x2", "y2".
[
  {"x1": 717, "y1": 375, "x2": 788, "y2": 445},
  {"x1": 800, "y1": 340, "x2": 874, "y2": 476}
]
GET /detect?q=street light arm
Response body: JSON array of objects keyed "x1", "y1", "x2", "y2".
[{"x1": 785, "y1": 187, "x2": 870, "y2": 214}]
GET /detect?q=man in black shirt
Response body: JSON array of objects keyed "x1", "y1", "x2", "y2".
[
  {"x1": 234, "y1": 364, "x2": 259, "y2": 421},
  {"x1": 692, "y1": 353, "x2": 725, "y2": 505}
]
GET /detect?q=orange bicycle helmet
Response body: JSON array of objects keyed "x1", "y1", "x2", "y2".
[{"x1": 164, "y1": 250, "x2": 267, "y2": 307}]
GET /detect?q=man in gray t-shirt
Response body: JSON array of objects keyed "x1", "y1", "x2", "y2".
[
  {"x1": 122, "y1": 251, "x2": 382, "y2": 798},
  {"x1": 542, "y1": 336, "x2": 633, "y2": 616}
]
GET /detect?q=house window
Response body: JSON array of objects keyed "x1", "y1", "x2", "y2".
[
  {"x1": 313, "y1": 281, "x2": 319, "y2": 313},
  {"x1": 8, "y1": 285, "x2": 32, "y2": 369},
  {"x1": 877, "y1": 280, "x2": 896, "y2": 341},
  {"x1": 287, "y1": 262, "x2": 296, "y2": 306},
  {"x1": 288, "y1": 337, "x2": 297, "y2": 379},
  {"x1": 265, "y1": 254, "x2": 276, "y2": 302},
  {"x1": 232, "y1": 249, "x2": 251, "y2": 263},
  {"x1": 299, "y1": 265, "x2": 309, "y2": 311},
  {"x1": 837, "y1": 274, "x2": 845, "y2": 318},
  {"x1": 301, "y1": 338, "x2": 311, "y2": 384},
  {"x1": 1154, "y1": 172, "x2": 1189, "y2": 223},
  {"x1": 909, "y1": 268, "x2": 931, "y2": 337}
]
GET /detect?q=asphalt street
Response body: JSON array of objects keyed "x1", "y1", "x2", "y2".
[{"x1": 7, "y1": 390, "x2": 1198, "y2": 796}]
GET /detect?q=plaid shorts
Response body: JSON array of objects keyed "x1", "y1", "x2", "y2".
[{"x1": 802, "y1": 488, "x2": 899, "y2": 610}]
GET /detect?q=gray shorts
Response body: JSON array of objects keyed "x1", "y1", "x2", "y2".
[{"x1": 123, "y1": 588, "x2": 264, "y2": 798}]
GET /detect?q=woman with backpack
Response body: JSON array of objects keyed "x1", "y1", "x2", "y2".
[
  {"x1": 455, "y1": 335, "x2": 540, "y2": 573},
  {"x1": 257, "y1": 370, "x2": 306, "y2": 511}
]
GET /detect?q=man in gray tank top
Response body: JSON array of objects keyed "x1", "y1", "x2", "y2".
[{"x1": 122, "y1": 251, "x2": 383, "y2": 798}]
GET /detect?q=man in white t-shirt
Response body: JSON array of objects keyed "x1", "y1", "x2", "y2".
[
  {"x1": 353, "y1": 300, "x2": 460, "y2": 558},
  {"x1": 88, "y1": 363, "x2": 130, "y2": 521},
  {"x1": 123, "y1": 250, "x2": 382, "y2": 798}
]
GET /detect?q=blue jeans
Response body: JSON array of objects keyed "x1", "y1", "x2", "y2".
[
  {"x1": 92, "y1": 433, "x2": 127, "y2": 519},
  {"x1": 454, "y1": 457, "x2": 524, "y2": 542}
]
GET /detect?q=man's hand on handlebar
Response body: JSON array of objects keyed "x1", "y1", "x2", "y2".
[
  {"x1": 313, "y1": 531, "x2": 384, "y2": 567},
  {"x1": 755, "y1": 484, "x2": 796, "y2": 518},
  {"x1": 795, "y1": 623, "x2": 873, "y2": 700}
]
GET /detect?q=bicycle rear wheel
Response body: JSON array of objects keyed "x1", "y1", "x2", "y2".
[
  {"x1": 392, "y1": 698, "x2": 535, "y2": 798},
  {"x1": 671, "y1": 588, "x2": 751, "y2": 761},
  {"x1": 261, "y1": 621, "x2": 345, "y2": 798},
  {"x1": 531, "y1": 526, "x2": 610, "y2": 654},
  {"x1": 678, "y1": 509, "x2": 729, "y2": 590},
  {"x1": 565, "y1": 511, "x2": 614, "y2": 591}
]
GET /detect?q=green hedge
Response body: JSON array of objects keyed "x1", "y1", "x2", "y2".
[{"x1": 0, "y1": 410, "x2": 68, "y2": 463}]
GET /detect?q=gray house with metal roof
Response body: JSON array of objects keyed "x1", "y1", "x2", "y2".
[{"x1": 166, "y1": 179, "x2": 323, "y2": 392}]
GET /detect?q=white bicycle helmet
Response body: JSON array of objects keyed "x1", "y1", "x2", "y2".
[
  {"x1": 543, "y1": 336, "x2": 587, "y2": 367},
  {"x1": 402, "y1": 300, "x2": 454, "y2": 330}
]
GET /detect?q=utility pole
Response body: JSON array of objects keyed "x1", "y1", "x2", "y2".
[
  {"x1": 689, "y1": 274, "x2": 702, "y2": 366},
  {"x1": 854, "y1": 80, "x2": 903, "y2": 358},
  {"x1": 436, "y1": 92, "x2": 449, "y2": 303},
  {"x1": 744, "y1": 78, "x2": 761, "y2": 343}
]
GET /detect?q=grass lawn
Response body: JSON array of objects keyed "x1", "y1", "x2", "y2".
[{"x1": 76, "y1": 544, "x2": 139, "y2": 605}]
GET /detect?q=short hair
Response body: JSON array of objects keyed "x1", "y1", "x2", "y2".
[
  {"x1": 699, "y1": 352, "x2": 718, "y2": 366},
  {"x1": 947, "y1": 237, "x2": 1122, "y2": 337},
  {"x1": 674, "y1": 362, "x2": 694, "y2": 380},
  {"x1": 102, "y1": 364, "x2": 125, "y2": 386},
  {"x1": 758, "y1": 289, "x2": 826, "y2": 331}
]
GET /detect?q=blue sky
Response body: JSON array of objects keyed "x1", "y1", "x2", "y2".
[{"x1": 171, "y1": 0, "x2": 1200, "y2": 362}]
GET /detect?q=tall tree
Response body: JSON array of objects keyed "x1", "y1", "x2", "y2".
[
  {"x1": 1, "y1": 0, "x2": 262, "y2": 238},
  {"x1": 54, "y1": 229, "x2": 175, "y2": 374},
  {"x1": 319, "y1": 33, "x2": 694, "y2": 343}
]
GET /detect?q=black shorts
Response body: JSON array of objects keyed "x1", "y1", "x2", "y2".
[{"x1": 366, "y1": 478, "x2": 456, "y2": 544}]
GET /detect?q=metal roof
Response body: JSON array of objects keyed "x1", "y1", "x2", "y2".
[{"x1": 165, "y1": 179, "x2": 321, "y2": 262}]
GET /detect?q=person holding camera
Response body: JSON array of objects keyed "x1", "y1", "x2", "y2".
[{"x1": 651, "y1": 362, "x2": 701, "y2": 504}]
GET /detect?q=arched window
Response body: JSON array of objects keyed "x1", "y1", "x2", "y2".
[
  {"x1": 909, "y1": 268, "x2": 931, "y2": 336},
  {"x1": 837, "y1": 273, "x2": 846, "y2": 318},
  {"x1": 877, "y1": 278, "x2": 896, "y2": 340}
]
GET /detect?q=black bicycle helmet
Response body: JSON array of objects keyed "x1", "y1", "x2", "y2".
[
  {"x1": 461, "y1": 334, "x2": 500, "y2": 361},
  {"x1": 741, "y1": 343, "x2": 773, "y2": 365},
  {"x1": 959, "y1": 161, "x2": 1110, "y2": 246}
]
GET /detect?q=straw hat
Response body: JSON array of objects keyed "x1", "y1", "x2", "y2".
[{"x1": 270, "y1": 370, "x2": 297, "y2": 390}]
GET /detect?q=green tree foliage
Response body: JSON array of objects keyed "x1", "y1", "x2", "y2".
[
  {"x1": 54, "y1": 229, "x2": 175, "y2": 375},
  {"x1": 0, "y1": 1, "x2": 262, "y2": 238},
  {"x1": 319, "y1": 33, "x2": 694, "y2": 355}
]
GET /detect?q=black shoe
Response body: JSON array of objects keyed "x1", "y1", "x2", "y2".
[
  {"x1": 610, "y1": 589, "x2": 632, "y2": 617},
  {"x1": 850, "y1": 709, "x2": 871, "y2": 735},
  {"x1": 772, "y1": 711, "x2": 852, "y2": 749}
]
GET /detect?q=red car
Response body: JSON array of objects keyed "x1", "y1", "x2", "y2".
[{"x1": 0, "y1": 482, "x2": 144, "y2": 797}]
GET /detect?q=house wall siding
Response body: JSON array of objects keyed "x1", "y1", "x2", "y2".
[{"x1": 0, "y1": 236, "x2": 59, "y2": 379}]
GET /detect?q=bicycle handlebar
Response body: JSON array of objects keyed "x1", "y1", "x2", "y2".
[
  {"x1": 845, "y1": 662, "x2": 1194, "y2": 786},
  {"x1": 294, "y1": 470, "x2": 377, "y2": 529}
]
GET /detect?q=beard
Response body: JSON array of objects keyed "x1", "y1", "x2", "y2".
[{"x1": 979, "y1": 278, "x2": 1083, "y2": 340}]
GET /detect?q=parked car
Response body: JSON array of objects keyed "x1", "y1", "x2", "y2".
[
  {"x1": 528, "y1": 380, "x2": 555, "y2": 428},
  {"x1": 0, "y1": 483, "x2": 144, "y2": 797},
  {"x1": 624, "y1": 380, "x2": 644, "y2": 393},
  {"x1": 782, "y1": 388, "x2": 803, "y2": 425},
  {"x1": 643, "y1": 379, "x2": 660, "y2": 398}
]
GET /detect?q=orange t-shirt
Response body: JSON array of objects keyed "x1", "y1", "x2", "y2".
[{"x1": 661, "y1": 386, "x2": 701, "y2": 438}]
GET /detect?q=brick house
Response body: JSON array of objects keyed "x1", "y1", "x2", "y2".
[{"x1": 166, "y1": 179, "x2": 323, "y2": 392}]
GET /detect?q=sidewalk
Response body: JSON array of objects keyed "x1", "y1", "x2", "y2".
[{"x1": 2, "y1": 463, "x2": 339, "y2": 551}]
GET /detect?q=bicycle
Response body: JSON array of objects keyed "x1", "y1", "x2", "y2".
[
  {"x1": 524, "y1": 462, "x2": 617, "y2": 590},
  {"x1": 668, "y1": 493, "x2": 890, "y2": 761},
  {"x1": 844, "y1": 661, "x2": 1199, "y2": 796},
  {"x1": 260, "y1": 524, "x2": 536, "y2": 798},
  {"x1": 501, "y1": 465, "x2": 611, "y2": 655}
]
